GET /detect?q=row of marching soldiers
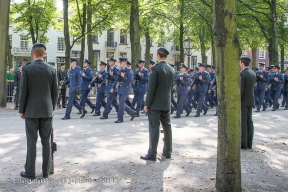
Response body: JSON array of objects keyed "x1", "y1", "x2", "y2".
[{"x1": 252, "y1": 63, "x2": 288, "y2": 112}]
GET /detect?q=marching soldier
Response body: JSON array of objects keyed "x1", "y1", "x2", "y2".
[
  {"x1": 269, "y1": 65, "x2": 284, "y2": 111},
  {"x1": 170, "y1": 64, "x2": 178, "y2": 114},
  {"x1": 206, "y1": 64, "x2": 216, "y2": 108},
  {"x1": 187, "y1": 69, "x2": 197, "y2": 109},
  {"x1": 283, "y1": 69, "x2": 288, "y2": 110},
  {"x1": 115, "y1": 58, "x2": 136, "y2": 123},
  {"x1": 265, "y1": 66, "x2": 273, "y2": 107},
  {"x1": 62, "y1": 58, "x2": 87, "y2": 120},
  {"x1": 133, "y1": 59, "x2": 149, "y2": 117},
  {"x1": 255, "y1": 63, "x2": 269, "y2": 112},
  {"x1": 89, "y1": 61, "x2": 108, "y2": 116},
  {"x1": 79, "y1": 59, "x2": 95, "y2": 113},
  {"x1": 189, "y1": 63, "x2": 210, "y2": 117},
  {"x1": 100, "y1": 57, "x2": 119, "y2": 119},
  {"x1": 174, "y1": 64, "x2": 191, "y2": 118},
  {"x1": 57, "y1": 63, "x2": 67, "y2": 108},
  {"x1": 14, "y1": 64, "x2": 23, "y2": 110},
  {"x1": 125, "y1": 60, "x2": 136, "y2": 110}
]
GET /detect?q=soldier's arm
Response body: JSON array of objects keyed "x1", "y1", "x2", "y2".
[
  {"x1": 110, "y1": 69, "x2": 118, "y2": 80},
  {"x1": 101, "y1": 72, "x2": 108, "y2": 86},
  {"x1": 19, "y1": 68, "x2": 28, "y2": 114},
  {"x1": 145, "y1": 68, "x2": 157, "y2": 108},
  {"x1": 82, "y1": 70, "x2": 93, "y2": 81},
  {"x1": 76, "y1": 69, "x2": 82, "y2": 90},
  {"x1": 51, "y1": 68, "x2": 58, "y2": 111},
  {"x1": 183, "y1": 75, "x2": 190, "y2": 86},
  {"x1": 240, "y1": 72, "x2": 244, "y2": 96},
  {"x1": 200, "y1": 73, "x2": 210, "y2": 85},
  {"x1": 139, "y1": 70, "x2": 149, "y2": 82}
]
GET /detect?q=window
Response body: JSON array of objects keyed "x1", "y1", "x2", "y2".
[
  {"x1": 191, "y1": 56, "x2": 197, "y2": 69},
  {"x1": 56, "y1": 57, "x2": 65, "y2": 70},
  {"x1": 119, "y1": 52, "x2": 127, "y2": 58},
  {"x1": 120, "y1": 30, "x2": 127, "y2": 44},
  {"x1": 106, "y1": 52, "x2": 114, "y2": 58},
  {"x1": 57, "y1": 37, "x2": 65, "y2": 51},
  {"x1": 150, "y1": 54, "x2": 153, "y2": 60},
  {"x1": 71, "y1": 50, "x2": 81, "y2": 58},
  {"x1": 9, "y1": 35, "x2": 12, "y2": 49},
  {"x1": 107, "y1": 30, "x2": 114, "y2": 43},
  {"x1": 259, "y1": 50, "x2": 265, "y2": 59},
  {"x1": 20, "y1": 35, "x2": 28, "y2": 51},
  {"x1": 92, "y1": 35, "x2": 98, "y2": 43}
]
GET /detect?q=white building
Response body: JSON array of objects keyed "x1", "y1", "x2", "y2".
[{"x1": 9, "y1": 25, "x2": 212, "y2": 71}]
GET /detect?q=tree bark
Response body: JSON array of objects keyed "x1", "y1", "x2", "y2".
[
  {"x1": 268, "y1": 0, "x2": 278, "y2": 65},
  {"x1": 6, "y1": 32, "x2": 13, "y2": 69},
  {"x1": 63, "y1": 0, "x2": 71, "y2": 69},
  {"x1": 280, "y1": 45, "x2": 284, "y2": 73},
  {"x1": 80, "y1": 2, "x2": 87, "y2": 68},
  {"x1": 179, "y1": 0, "x2": 185, "y2": 67},
  {"x1": 199, "y1": 31, "x2": 207, "y2": 64},
  {"x1": 0, "y1": 0, "x2": 11, "y2": 107},
  {"x1": 130, "y1": 0, "x2": 141, "y2": 71},
  {"x1": 87, "y1": 0, "x2": 94, "y2": 71},
  {"x1": 212, "y1": 0, "x2": 242, "y2": 191},
  {"x1": 144, "y1": 30, "x2": 151, "y2": 68},
  {"x1": 251, "y1": 46, "x2": 257, "y2": 68}
]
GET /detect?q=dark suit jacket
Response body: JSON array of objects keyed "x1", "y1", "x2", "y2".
[
  {"x1": 145, "y1": 61, "x2": 174, "y2": 111},
  {"x1": 241, "y1": 68, "x2": 256, "y2": 107},
  {"x1": 19, "y1": 59, "x2": 58, "y2": 118}
]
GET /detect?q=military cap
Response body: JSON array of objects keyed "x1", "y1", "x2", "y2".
[
  {"x1": 100, "y1": 61, "x2": 107, "y2": 66},
  {"x1": 60, "y1": 63, "x2": 65, "y2": 66},
  {"x1": 109, "y1": 57, "x2": 117, "y2": 62},
  {"x1": 258, "y1": 62, "x2": 265, "y2": 66},
  {"x1": 274, "y1": 65, "x2": 280, "y2": 69},
  {"x1": 189, "y1": 69, "x2": 194, "y2": 73},
  {"x1": 240, "y1": 56, "x2": 251, "y2": 62},
  {"x1": 195, "y1": 67, "x2": 199, "y2": 70},
  {"x1": 149, "y1": 60, "x2": 155, "y2": 65},
  {"x1": 198, "y1": 63, "x2": 205, "y2": 67},
  {"x1": 119, "y1": 57, "x2": 128, "y2": 62},
  {"x1": 127, "y1": 61, "x2": 131, "y2": 66},
  {"x1": 206, "y1": 64, "x2": 211, "y2": 68},
  {"x1": 211, "y1": 66, "x2": 215, "y2": 69},
  {"x1": 32, "y1": 43, "x2": 46, "y2": 50},
  {"x1": 270, "y1": 65, "x2": 275, "y2": 68},
  {"x1": 267, "y1": 66, "x2": 272, "y2": 70},
  {"x1": 70, "y1": 58, "x2": 77, "y2": 63},
  {"x1": 138, "y1": 59, "x2": 145, "y2": 64},
  {"x1": 169, "y1": 64, "x2": 175, "y2": 67},
  {"x1": 180, "y1": 63, "x2": 188, "y2": 70},
  {"x1": 253, "y1": 67, "x2": 259, "y2": 71},
  {"x1": 84, "y1": 59, "x2": 91, "y2": 64},
  {"x1": 157, "y1": 47, "x2": 169, "y2": 55}
]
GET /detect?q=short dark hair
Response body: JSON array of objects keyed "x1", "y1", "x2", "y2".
[
  {"x1": 157, "y1": 51, "x2": 167, "y2": 59},
  {"x1": 241, "y1": 60, "x2": 250, "y2": 67}
]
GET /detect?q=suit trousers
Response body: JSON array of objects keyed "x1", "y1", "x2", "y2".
[
  {"x1": 135, "y1": 92, "x2": 146, "y2": 115},
  {"x1": 65, "y1": 91, "x2": 85, "y2": 118},
  {"x1": 131, "y1": 92, "x2": 138, "y2": 107},
  {"x1": 80, "y1": 90, "x2": 94, "y2": 109},
  {"x1": 95, "y1": 93, "x2": 106, "y2": 114},
  {"x1": 25, "y1": 118, "x2": 52, "y2": 177},
  {"x1": 176, "y1": 94, "x2": 190, "y2": 116},
  {"x1": 241, "y1": 106, "x2": 254, "y2": 149},
  {"x1": 271, "y1": 89, "x2": 281, "y2": 110},
  {"x1": 256, "y1": 89, "x2": 266, "y2": 110},
  {"x1": 195, "y1": 92, "x2": 208, "y2": 115},
  {"x1": 14, "y1": 88, "x2": 20, "y2": 107},
  {"x1": 147, "y1": 110, "x2": 172, "y2": 157},
  {"x1": 171, "y1": 91, "x2": 178, "y2": 110},
  {"x1": 117, "y1": 94, "x2": 136, "y2": 121},
  {"x1": 103, "y1": 92, "x2": 119, "y2": 117}
]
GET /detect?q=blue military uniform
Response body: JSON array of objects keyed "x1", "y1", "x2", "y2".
[
  {"x1": 90, "y1": 61, "x2": 108, "y2": 116},
  {"x1": 255, "y1": 63, "x2": 269, "y2": 112},
  {"x1": 206, "y1": 66, "x2": 216, "y2": 108},
  {"x1": 115, "y1": 58, "x2": 136, "y2": 123},
  {"x1": 133, "y1": 60, "x2": 150, "y2": 116},
  {"x1": 100, "y1": 58, "x2": 120, "y2": 119},
  {"x1": 265, "y1": 67, "x2": 274, "y2": 106},
  {"x1": 62, "y1": 58, "x2": 87, "y2": 119},
  {"x1": 282, "y1": 73, "x2": 288, "y2": 109},
  {"x1": 269, "y1": 66, "x2": 284, "y2": 111},
  {"x1": 170, "y1": 64, "x2": 178, "y2": 114},
  {"x1": 80, "y1": 59, "x2": 95, "y2": 112}
]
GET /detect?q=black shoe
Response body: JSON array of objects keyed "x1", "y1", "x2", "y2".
[
  {"x1": 203, "y1": 109, "x2": 208, "y2": 115},
  {"x1": 161, "y1": 153, "x2": 171, "y2": 159},
  {"x1": 272, "y1": 109, "x2": 276, "y2": 111},
  {"x1": 255, "y1": 110, "x2": 260, "y2": 112},
  {"x1": 194, "y1": 114, "x2": 200, "y2": 117},
  {"x1": 115, "y1": 120, "x2": 123, "y2": 123},
  {"x1": 62, "y1": 106, "x2": 67, "y2": 108},
  {"x1": 43, "y1": 174, "x2": 49, "y2": 178},
  {"x1": 100, "y1": 116, "x2": 108, "y2": 119},
  {"x1": 61, "y1": 116, "x2": 70, "y2": 120},
  {"x1": 284, "y1": 108, "x2": 288, "y2": 110},
  {"x1": 170, "y1": 109, "x2": 175, "y2": 114},
  {"x1": 80, "y1": 109, "x2": 87, "y2": 118},
  {"x1": 214, "y1": 113, "x2": 218, "y2": 116},
  {"x1": 131, "y1": 113, "x2": 137, "y2": 121},
  {"x1": 93, "y1": 113, "x2": 101, "y2": 116},
  {"x1": 186, "y1": 110, "x2": 191, "y2": 116},
  {"x1": 140, "y1": 154, "x2": 156, "y2": 161},
  {"x1": 134, "y1": 114, "x2": 140, "y2": 117},
  {"x1": 262, "y1": 105, "x2": 267, "y2": 111},
  {"x1": 14, "y1": 107, "x2": 19, "y2": 110},
  {"x1": 174, "y1": 115, "x2": 181, "y2": 118},
  {"x1": 281, "y1": 105, "x2": 284, "y2": 107},
  {"x1": 20, "y1": 171, "x2": 35, "y2": 180},
  {"x1": 91, "y1": 106, "x2": 96, "y2": 113},
  {"x1": 141, "y1": 110, "x2": 147, "y2": 114}
]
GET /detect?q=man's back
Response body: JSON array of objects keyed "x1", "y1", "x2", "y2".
[
  {"x1": 241, "y1": 68, "x2": 256, "y2": 107},
  {"x1": 145, "y1": 61, "x2": 174, "y2": 111},
  {"x1": 19, "y1": 59, "x2": 58, "y2": 118}
]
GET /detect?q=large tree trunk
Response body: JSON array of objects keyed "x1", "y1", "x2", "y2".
[
  {"x1": 7, "y1": 32, "x2": 13, "y2": 69},
  {"x1": 80, "y1": 2, "x2": 87, "y2": 68},
  {"x1": 268, "y1": 0, "x2": 278, "y2": 65},
  {"x1": 87, "y1": 0, "x2": 94, "y2": 71},
  {"x1": 211, "y1": 33, "x2": 216, "y2": 66},
  {"x1": 251, "y1": 46, "x2": 257, "y2": 68},
  {"x1": 0, "y1": 0, "x2": 11, "y2": 107},
  {"x1": 63, "y1": 0, "x2": 71, "y2": 69},
  {"x1": 179, "y1": 0, "x2": 185, "y2": 67},
  {"x1": 280, "y1": 45, "x2": 284, "y2": 72},
  {"x1": 130, "y1": 0, "x2": 141, "y2": 71},
  {"x1": 144, "y1": 30, "x2": 151, "y2": 68},
  {"x1": 199, "y1": 34, "x2": 207, "y2": 64},
  {"x1": 212, "y1": 0, "x2": 242, "y2": 191}
]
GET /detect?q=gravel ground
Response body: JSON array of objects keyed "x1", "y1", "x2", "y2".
[{"x1": 0, "y1": 101, "x2": 287, "y2": 192}]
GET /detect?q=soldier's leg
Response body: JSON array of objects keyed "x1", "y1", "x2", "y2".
[
  {"x1": 272, "y1": 90, "x2": 281, "y2": 110},
  {"x1": 112, "y1": 93, "x2": 119, "y2": 112},
  {"x1": 285, "y1": 91, "x2": 288, "y2": 109},
  {"x1": 160, "y1": 110, "x2": 172, "y2": 156},
  {"x1": 117, "y1": 94, "x2": 126, "y2": 122},
  {"x1": 196, "y1": 92, "x2": 205, "y2": 115},
  {"x1": 61, "y1": 89, "x2": 66, "y2": 107},
  {"x1": 72, "y1": 91, "x2": 86, "y2": 112},
  {"x1": 24, "y1": 118, "x2": 39, "y2": 178},
  {"x1": 147, "y1": 110, "x2": 161, "y2": 157},
  {"x1": 135, "y1": 92, "x2": 145, "y2": 115},
  {"x1": 102, "y1": 93, "x2": 114, "y2": 117},
  {"x1": 246, "y1": 106, "x2": 254, "y2": 149},
  {"x1": 176, "y1": 94, "x2": 185, "y2": 116},
  {"x1": 95, "y1": 93, "x2": 104, "y2": 114},
  {"x1": 80, "y1": 90, "x2": 88, "y2": 108},
  {"x1": 38, "y1": 117, "x2": 52, "y2": 176},
  {"x1": 65, "y1": 91, "x2": 76, "y2": 117},
  {"x1": 85, "y1": 92, "x2": 94, "y2": 109},
  {"x1": 183, "y1": 96, "x2": 191, "y2": 113},
  {"x1": 281, "y1": 91, "x2": 286, "y2": 107},
  {"x1": 241, "y1": 106, "x2": 248, "y2": 149},
  {"x1": 131, "y1": 92, "x2": 138, "y2": 107}
]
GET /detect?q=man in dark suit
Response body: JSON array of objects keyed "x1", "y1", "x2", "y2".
[
  {"x1": 14, "y1": 64, "x2": 23, "y2": 110},
  {"x1": 57, "y1": 63, "x2": 67, "y2": 108},
  {"x1": 240, "y1": 56, "x2": 256, "y2": 149},
  {"x1": 140, "y1": 47, "x2": 175, "y2": 161},
  {"x1": 19, "y1": 43, "x2": 58, "y2": 179}
]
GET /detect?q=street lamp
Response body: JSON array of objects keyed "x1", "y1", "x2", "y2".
[{"x1": 183, "y1": 37, "x2": 194, "y2": 69}]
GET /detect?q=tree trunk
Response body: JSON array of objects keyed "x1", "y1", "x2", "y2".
[
  {"x1": 0, "y1": 0, "x2": 11, "y2": 107},
  {"x1": 87, "y1": 0, "x2": 94, "y2": 71},
  {"x1": 211, "y1": 33, "x2": 216, "y2": 66},
  {"x1": 144, "y1": 30, "x2": 151, "y2": 68},
  {"x1": 251, "y1": 46, "x2": 257, "y2": 68},
  {"x1": 212, "y1": 0, "x2": 242, "y2": 191},
  {"x1": 130, "y1": 0, "x2": 141, "y2": 71},
  {"x1": 268, "y1": 0, "x2": 278, "y2": 65},
  {"x1": 280, "y1": 45, "x2": 284, "y2": 73},
  {"x1": 199, "y1": 35, "x2": 207, "y2": 64},
  {"x1": 179, "y1": 0, "x2": 184, "y2": 67},
  {"x1": 80, "y1": 2, "x2": 87, "y2": 68},
  {"x1": 6, "y1": 32, "x2": 13, "y2": 69},
  {"x1": 63, "y1": 0, "x2": 71, "y2": 69}
]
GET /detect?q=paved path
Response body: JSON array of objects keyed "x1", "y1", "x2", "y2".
[{"x1": 0, "y1": 103, "x2": 287, "y2": 192}]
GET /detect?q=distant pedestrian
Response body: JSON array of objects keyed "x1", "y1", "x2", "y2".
[
  {"x1": 14, "y1": 65, "x2": 23, "y2": 110},
  {"x1": 6, "y1": 68, "x2": 14, "y2": 102}
]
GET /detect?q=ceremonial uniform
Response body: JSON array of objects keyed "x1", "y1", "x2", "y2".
[
  {"x1": 269, "y1": 67, "x2": 284, "y2": 111},
  {"x1": 283, "y1": 73, "x2": 288, "y2": 109},
  {"x1": 170, "y1": 64, "x2": 178, "y2": 113},
  {"x1": 57, "y1": 65, "x2": 67, "y2": 108},
  {"x1": 14, "y1": 65, "x2": 22, "y2": 109},
  {"x1": 255, "y1": 63, "x2": 269, "y2": 112}
]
